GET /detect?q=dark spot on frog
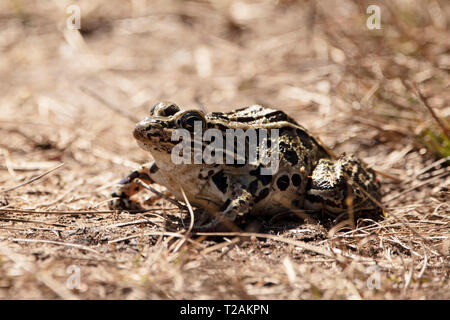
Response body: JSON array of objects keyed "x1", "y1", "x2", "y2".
[
  {"x1": 278, "y1": 127, "x2": 293, "y2": 137},
  {"x1": 284, "y1": 149, "x2": 299, "y2": 166},
  {"x1": 220, "y1": 198, "x2": 231, "y2": 211},
  {"x1": 247, "y1": 180, "x2": 259, "y2": 195},
  {"x1": 291, "y1": 174, "x2": 301, "y2": 187},
  {"x1": 260, "y1": 174, "x2": 272, "y2": 186},
  {"x1": 212, "y1": 171, "x2": 228, "y2": 194},
  {"x1": 237, "y1": 116, "x2": 256, "y2": 122},
  {"x1": 210, "y1": 112, "x2": 228, "y2": 120},
  {"x1": 249, "y1": 166, "x2": 260, "y2": 176},
  {"x1": 279, "y1": 141, "x2": 288, "y2": 149},
  {"x1": 279, "y1": 140, "x2": 299, "y2": 166},
  {"x1": 138, "y1": 172, "x2": 151, "y2": 182},
  {"x1": 215, "y1": 123, "x2": 228, "y2": 132},
  {"x1": 255, "y1": 188, "x2": 269, "y2": 203},
  {"x1": 149, "y1": 163, "x2": 159, "y2": 174},
  {"x1": 266, "y1": 110, "x2": 288, "y2": 122},
  {"x1": 276, "y1": 175, "x2": 290, "y2": 191},
  {"x1": 305, "y1": 193, "x2": 322, "y2": 203},
  {"x1": 296, "y1": 128, "x2": 313, "y2": 149}
]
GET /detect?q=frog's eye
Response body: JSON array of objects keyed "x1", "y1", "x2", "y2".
[
  {"x1": 160, "y1": 103, "x2": 180, "y2": 117},
  {"x1": 180, "y1": 111, "x2": 205, "y2": 132}
]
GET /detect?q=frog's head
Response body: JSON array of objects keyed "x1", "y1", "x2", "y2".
[{"x1": 133, "y1": 102, "x2": 206, "y2": 154}]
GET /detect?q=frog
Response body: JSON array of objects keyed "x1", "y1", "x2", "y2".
[{"x1": 110, "y1": 102, "x2": 382, "y2": 231}]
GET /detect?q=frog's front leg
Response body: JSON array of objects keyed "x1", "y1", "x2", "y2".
[
  {"x1": 305, "y1": 155, "x2": 381, "y2": 217},
  {"x1": 109, "y1": 161, "x2": 159, "y2": 210},
  {"x1": 192, "y1": 186, "x2": 255, "y2": 232}
]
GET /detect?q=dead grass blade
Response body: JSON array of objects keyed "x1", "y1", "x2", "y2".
[
  {"x1": 135, "y1": 179, "x2": 188, "y2": 211},
  {"x1": 406, "y1": 81, "x2": 450, "y2": 138},
  {"x1": 0, "y1": 217, "x2": 69, "y2": 228},
  {"x1": 80, "y1": 86, "x2": 139, "y2": 123},
  {"x1": 108, "y1": 230, "x2": 204, "y2": 249},
  {"x1": 0, "y1": 237, "x2": 99, "y2": 254},
  {"x1": 194, "y1": 231, "x2": 342, "y2": 260},
  {"x1": 0, "y1": 163, "x2": 65, "y2": 194},
  {"x1": 201, "y1": 237, "x2": 241, "y2": 255},
  {"x1": 180, "y1": 186, "x2": 195, "y2": 234},
  {"x1": 0, "y1": 208, "x2": 159, "y2": 215}
]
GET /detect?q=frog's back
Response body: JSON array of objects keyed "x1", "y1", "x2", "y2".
[
  {"x1": 214, "y1": 105, "x2": 331, "y2": 159},
  {"x1": 208, "y1": 105, "x2": 299, "y2": 126}
]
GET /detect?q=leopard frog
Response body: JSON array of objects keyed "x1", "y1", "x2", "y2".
[{"x1": 110, "y1": 102, "x2": 382, "y2": 230}]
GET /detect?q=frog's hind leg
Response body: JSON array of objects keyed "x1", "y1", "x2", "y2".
[
  {"x1": 305, "y1": 155, "x2": 382, "y2": 218},
  {"x1": 109, "y1": 161, "x2": 159, "y2": 210}
]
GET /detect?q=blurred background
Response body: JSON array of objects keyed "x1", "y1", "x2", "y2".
[
  {"x1": 0, "y1": 0, "x2": 448, "y2": 299},
  {"x1": 1, "y1": 0, "x2": 449, "y2": 167}
]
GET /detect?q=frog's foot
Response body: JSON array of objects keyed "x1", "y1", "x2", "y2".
[
  {"x1": 109, "y1": 162, "x2": 158, "y2": 211},
  {"x1": 305, "y1": 155, "x2": 382, "y2": 216},
  {"x1": 191, "y1": 188, "x2": 254, "y2": 232}
]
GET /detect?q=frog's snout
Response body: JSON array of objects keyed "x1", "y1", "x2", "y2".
[
  {"x1": 133, "y1": 118, "x2": 148, "y2": 141},
  {"x1": 133, "y1": 118, "x2": 167, "y2": 142}
]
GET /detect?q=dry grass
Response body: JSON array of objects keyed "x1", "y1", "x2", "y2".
[{"x1": 0, "y1": 0, "x2": 449, "y2": 299}]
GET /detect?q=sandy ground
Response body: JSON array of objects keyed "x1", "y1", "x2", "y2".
[{"x1": 0, "y1": 0, "x2": 449, "y2": 299}]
